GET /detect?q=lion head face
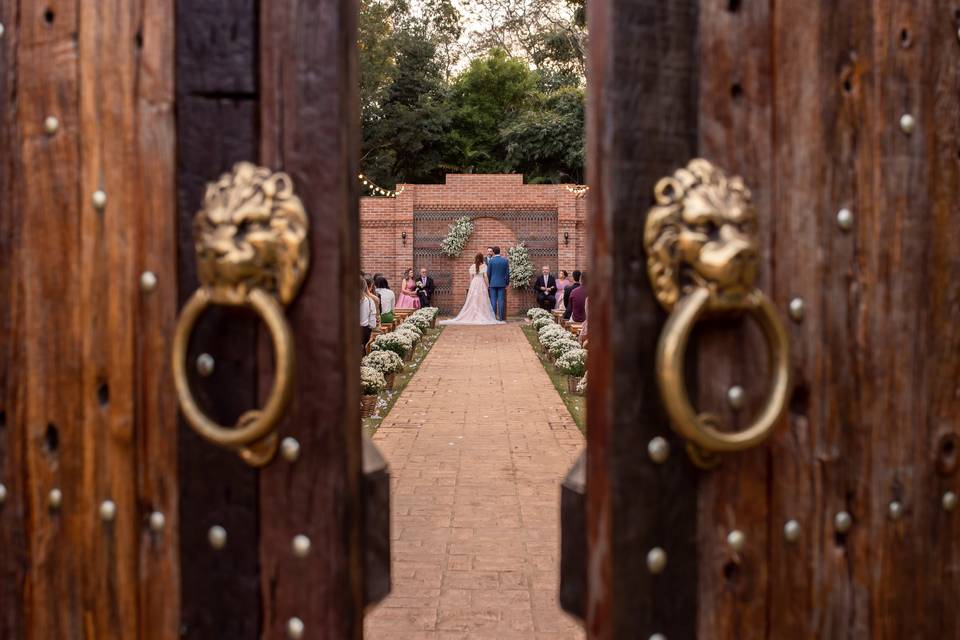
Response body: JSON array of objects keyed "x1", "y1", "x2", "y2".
[
  {"x1": 194, "y1": 162, "x2": 309, "y2": 304},
  {"x1": 644, "y1": 159, "x2": 758, "y2": 310}
]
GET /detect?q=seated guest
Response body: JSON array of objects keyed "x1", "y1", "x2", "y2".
[
  {"x1": 360, "y1": 276, "x2": 378, "y2": 356},
  {"x1": 534, "y1": 265, "x2": 557, "y2": 310},
  {"x1": 563, "y1": 270, "x2": 582, "y2": 320},
  {"x1": 568, "y1": 272, "x2": 588, "y2": 323},
  {"x1": 554, "y1": 270, "x2": 570, "y2": 312},
  {"x1": 375, "y1": 276, "x2": 395, "y2": 324},
  {"x1": 415, "y1": 267, "x2": 435, "y2": 308}
]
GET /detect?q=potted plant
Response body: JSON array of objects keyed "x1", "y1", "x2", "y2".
[
  {"x1": 360, "y1": 366, "x2": 386, "y2": 417},
  {"x1": 371, "y1": 332, "x2": 413, "y2": 359},
  {"x1": 549, "y1": 337, "x2": 580, "y2": 361},
  {"x1": 362, "y1": 350, "x2": 404, "y2": 389},
  {"x1": 557, "y1": 348, "x2": 587, "y2": 393},
  {"x1": 576, "y1": 371, "x2": 588, "y2": 395}
]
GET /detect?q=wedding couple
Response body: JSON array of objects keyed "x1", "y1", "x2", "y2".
[{"x1": 440, "y1": 246, "x2": 509, "y2": 325}]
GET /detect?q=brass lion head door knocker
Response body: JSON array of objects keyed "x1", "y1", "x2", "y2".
[
  {"x1": 173, "y1": 162, "x2": 309, "y2": 466},
  {"x1": 644, "y1": 159, "x2": 789, "y2": 467}
]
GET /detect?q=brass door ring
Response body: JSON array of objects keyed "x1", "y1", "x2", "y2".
[
  {"x1": 172, "y1": 287, "x2": 294, "y2": 466},
  {"x1": 656, "y1": 286, "x2": 790, "y2": 453},
  {"x1": 644, "y1": 159, "x2": 790, "y2": 465}
]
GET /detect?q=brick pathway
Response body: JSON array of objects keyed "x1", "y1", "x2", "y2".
[{"x1": 365, "y1": 324, "x2": 585, "y2": 639}]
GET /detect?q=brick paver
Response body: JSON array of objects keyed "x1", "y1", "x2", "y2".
[{"x1": 365, "y1": 324, "x2": 585, "y2": 639}]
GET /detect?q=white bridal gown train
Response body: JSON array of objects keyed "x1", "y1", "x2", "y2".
[{"x1": 440, "y1": 264, "x2": 505, "y2": 325}]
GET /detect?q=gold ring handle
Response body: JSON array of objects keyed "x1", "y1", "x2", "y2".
[
  {"x1": 656, "y1": 286, "x2": 790, "y2": 453},
  {"x1": 172, "y1": 162, "x2": 309, "y2": 466},
  {"x1": 172, "y1": 287, "x2": 295, "y2": 465},
  {"x1": 643, "y1": 159, "x2": 790, "y2": 465}
]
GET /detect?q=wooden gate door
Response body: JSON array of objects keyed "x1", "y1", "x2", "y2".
[
  {"x1": 574, "y1": 1, "x2": 960, "y2": 638},
  {"x1": 1, "y1": 1, "x2": 383, "y2": 638}
]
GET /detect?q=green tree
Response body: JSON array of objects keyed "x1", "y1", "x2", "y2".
[
  {"x1": 448, "y1": 49, "x2": 540, "y2": 173},
  {"x1": 501, "y1": 86, "x2": 585, "y2": 183},
  {"x1": 362, "y1": 24, "x2": 452, "y2": 187}
]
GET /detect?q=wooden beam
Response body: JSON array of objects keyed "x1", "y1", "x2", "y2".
[
  {"x1": 259, "y1": 0, "x2": 365, "y2": 638},
  {"x1": 585, "y1": 1, "x2": 700, "y2": 638},
  {"x1": 174, "y1": 1, "x2": 262, "y2": 637}
]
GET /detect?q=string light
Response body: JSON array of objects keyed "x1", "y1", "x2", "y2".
[
  {"x1": 359, "y1": 173, "x2": 405, "y2": 198},
  {"x1": 565, "y1": 184, "x2": 589, "y2": 197}
]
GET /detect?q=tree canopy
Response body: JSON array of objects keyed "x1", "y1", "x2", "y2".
[{"x1": 360, "y1": 0, "x2": 586, "y2": 189}]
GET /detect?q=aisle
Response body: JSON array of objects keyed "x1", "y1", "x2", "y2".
[{"x1": 365, "y1": 324, "x2": 585, "y2": 639}]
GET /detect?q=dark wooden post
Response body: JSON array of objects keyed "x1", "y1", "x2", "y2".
[
  {"x1": 585, "y1": 1, "x2": 700, "y2": 638},
  {"x1": 175, "y1": 1, "x2": 263, "y2": 637},
  {"x1": 259, "y1": 0, "x2": 365, "y2": 638}
]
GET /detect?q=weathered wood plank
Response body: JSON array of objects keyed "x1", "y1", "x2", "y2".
[
  {"x1": 175, "y1": 3, "x2": 262, "y2": 639},
  {"x1": 174, "y1": 81, "x2": 262, "y2": 640},
  {"x1": 133, "y1": 0, "x2": 180, "y2": 637},
  {"x1": 14, "y1": 1, "x2": 86, "y2": 637},
  {"x1": 769, "y1": 3, "x2": 873, "y2": 637},
  {"x1": 259, "y1": 0, "x2": 365, "y2": 637},
  {"x1": 695, "y1": 1, "x2": 773, "y2": 637},
  {"x1": 585, "y1": 1, "x2": 700, "y2": 638},
  {"x1": 0, "y1": 1, "x2": 27, "y2": 637}
]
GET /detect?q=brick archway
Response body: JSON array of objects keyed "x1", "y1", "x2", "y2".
[{"x1": 414, "y1": 210, "x2": 558, "y2": 316}]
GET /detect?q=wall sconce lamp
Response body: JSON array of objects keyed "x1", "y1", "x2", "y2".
[
  {"x1": 563, "y1": 231, "x2": 570, "y2": 245},
  {"x1": 401, "y1": 231, "x2": 407, "y2": 245}
]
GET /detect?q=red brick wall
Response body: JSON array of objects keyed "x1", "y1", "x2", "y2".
[{"x1": 360, "y1": 174, "x2": 588, "y2": 317}]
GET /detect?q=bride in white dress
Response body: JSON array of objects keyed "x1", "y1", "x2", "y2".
[{"x1": 441, "y1": 253, "x2": 505, "y2": 325}]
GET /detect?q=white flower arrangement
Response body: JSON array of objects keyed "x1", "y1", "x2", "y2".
[
  {"x1": 532, "y1": 316, "x2": 554, "y2": 331},
  {"x1": 394, "y1": 327, "x2": 421, "y2": 344},
  {"x1": 540, "y1": 334, "x2": 570, "y2": 351},
  {"x1": 556, "y1": 348, "x2": 587, "y2": 377},
  {"x1": 528, "y1": 307, "x2": 551, "y2": 320},
  {"x1": 508, "y1": 243, "x2": 534, "y2": 289},
  {"x1": 538, "y1": 324, "x2": 567, "y2": 342},
  {"x1": 549, "y1": 337, "x2": 581, "y2": 359},
  {"x1": 399, "y1": 321, "x2": 423, "y2": 336},
  {"x1": 362, "y1": 350, "x2": 404, "y2": 375},
  {"x1": 418, "y1": 307, "x2": 439, "y2": 319},
  {"x1": 576, "y1": 371, "x2": 588, "y2": 393},
  {"x1": 371, "y1": 332, "x2": 413, "y2": 357},
  {"x1": 405, "y1": 315, "x2": 431, "y2": 331},
  {"x1": 361, "y1": 366, "x2": 387, "y2": 395},
  {"x1": 439, "y1": 216, "x2": 475, "y2": 258}
]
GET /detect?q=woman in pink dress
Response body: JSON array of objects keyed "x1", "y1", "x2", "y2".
[
  {"x1": 396, "y1": 268, "x2": 421, "y2": 309},
  {"x1": 554, "y1": 270, "x2": 570, "y2": 312}
]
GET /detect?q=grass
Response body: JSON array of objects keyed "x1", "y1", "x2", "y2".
[
  {"x1": 362, "y1": 326, "x2": 445, "y2": 437},
  {"x1": 520, "y1": 324, "x2": 586, "y2": 433}
]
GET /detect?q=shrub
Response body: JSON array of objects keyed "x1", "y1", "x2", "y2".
[
  {"x1": 361, "y1": 366, "x2": 387, "y2": 395},
  {"x1": 419, "y1": 307, "x2": 440, "y2": 319},
  {"x1": 556, "y1": 348, "x2": 587, "y2": 377},
  {"x1": 399, "y1": 321, "x2": 423, "y2": 336},
  {"x1": 394, "y1": 327, "x2": 421, "y2": 344},
  {"x1": 362, "y1": 350, "x2": 404, "y2": 375},
  {"x1": 538, "y1": 324, "x2": 567, "y2": 342},
  {"x1": 528, "y1": 307, "x2": 551, "y2": 320},
  {"x1": 371, "y1": 332, "x2": 412, "y2": 357},
  {"x1": 532, "y1": 316, "x2": 554, "y2": 331},
  {"x1": 405, "y1": 315, "x2": 431, "y2": 331},
  {"x1": 549, "y1": 338, "x2": 581, "y2": 359}
]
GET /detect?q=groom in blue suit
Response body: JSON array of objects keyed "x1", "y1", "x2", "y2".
[{"x1": 486, "y1": 246, "x2": 509, "y2": 321}]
